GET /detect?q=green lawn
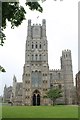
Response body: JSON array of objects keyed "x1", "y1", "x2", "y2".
[{"x1": 2, "y1": 105, "x2": 78, "y2": 118}]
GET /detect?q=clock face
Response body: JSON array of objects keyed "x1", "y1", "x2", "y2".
[{"x1": 32, "y1": 26, "x2": 41, "y2": 38}]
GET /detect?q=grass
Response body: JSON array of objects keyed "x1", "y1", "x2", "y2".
[{"x1": 2, "y1": 105, "x2": 78, "y2": 118}]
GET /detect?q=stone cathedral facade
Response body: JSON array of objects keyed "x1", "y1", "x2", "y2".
[{"x1": 4, "y1": 19, "x2": 74, "y2": 105}]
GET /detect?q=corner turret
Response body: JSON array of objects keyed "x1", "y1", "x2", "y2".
[
  {"x1": 61, "y1": 49, "x2": 74, "y2": 104},
  {"x1": 12, "y1": 75, "x2": 17, "y2": 97}
]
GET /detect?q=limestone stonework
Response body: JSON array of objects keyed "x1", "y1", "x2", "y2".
[
  {"x1": 3, "y1": 85, "x2": 12, "y2": 103},
  {"x1": 3, "y1": 19, "x2": 74, "y2": 105}
]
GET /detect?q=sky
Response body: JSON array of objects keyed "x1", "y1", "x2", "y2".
[{"x1": 0, "y1": 0, "x2": 78, "y2": 96}]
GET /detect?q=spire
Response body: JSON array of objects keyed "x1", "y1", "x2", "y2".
[
  {"x1": 27, "y1": 19, "x2": 31, "y2": 37},
  {"x1": 13, "y1": 75, "x2": 17, "y2": 82},
  {"x1": 4, "y1": 84, "x2": 7, "y2": 88},
  {"x1": 42, "y1": 19, "x2": 46, "y2": 37}
]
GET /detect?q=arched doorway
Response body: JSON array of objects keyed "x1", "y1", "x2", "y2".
[
  {"x1": 32, "y1": 90, "x2": 40, "y2": 106},
  {"x1": 33, "y1": 94, "x2": 36, "y2": 106},
  {"x1": 37, "y1": 94, "x2": 40, "y2": 106}
]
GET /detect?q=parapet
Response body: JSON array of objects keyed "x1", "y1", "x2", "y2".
[
  {"x1": 53, "y1": 69, "x2": 61, "y2": 71},
  {"x1": 50, "y1": 69, "x2": 61, "y2": 72},
  {"x1": 28, "y1": 19, "x2": 46, "y2": 26},
  {"x1": 62, "y1": 49, "x2": 71, "y2": 53},
  {"x1": 32, "y1": 23, "x2": 41, "y2": 26}
]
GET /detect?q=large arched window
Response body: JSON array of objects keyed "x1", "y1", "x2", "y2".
[{"x1": 31, "y1": 71, "x2": 42, "y2": 88}]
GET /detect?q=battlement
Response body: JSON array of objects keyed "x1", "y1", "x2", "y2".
[
  {"x1": 50, "y1": 69, "x2": 61, "y2": 72},
  {"x1": 32, "y1": 24, "x2": 41, "y2": 26},
  {"x1": 28, "y1": 19, "x2": 46, "y2": 27},
  {"x1": 62, "y1": 49, "x2": 71, "y2": 59},
  {"x1": 27, "y1": 19, "x2": 46, "y2": 38},
  {"x1": 62, "y1": 49, "x2": 71, "y2": 53}
]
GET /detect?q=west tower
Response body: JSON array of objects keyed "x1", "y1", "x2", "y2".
[{"x1": 22, "y1": 19, "x2": 50, "y2": 105}]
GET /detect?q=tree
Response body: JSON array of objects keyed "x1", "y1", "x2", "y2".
[
  {"x1": 0, "y1": 1, "x2": 43, "y2": 46},
  {"x1": 0, "y1": 1, "x2": 43, "y2": 72},
  {"x1": 0, "y1": 65, "x2": 6, "y2": 72},
  {"x1": 46, "y1": 88, "x2": 62, "y2": 106}
]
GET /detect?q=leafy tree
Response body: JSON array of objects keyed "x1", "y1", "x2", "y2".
[
  {"x1": 1, "y1": 1, "x2": 43, "y2": 46},
  {"x1": 0, "y1": 65, "x2": 6, "y2": 72},
  {"x1": 0, "y1": 1, "x2": 43, "y2": 72},
  {"x1": 46, "y1": 88, "x2": 62, "y2": 106}
]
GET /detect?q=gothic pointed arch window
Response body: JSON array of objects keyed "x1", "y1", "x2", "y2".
[
  {"x1": 40, "y1": 44, "x2": 41, "y2": 49},
  {"x1": 31, "y1": 71, "x2": 42, "y2": 88},
  {"x1": 36, "y1": 44, "x2": 37, "y2": 48},
  {"x1": 32, "y1": 44, "x2": 34, "y2": 49},
  {"x1": 35, "y1": 70, "x2": 38, "y2": 72}
]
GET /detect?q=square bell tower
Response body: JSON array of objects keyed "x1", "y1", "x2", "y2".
[{"x1": 22, "y1": 19, "x2": 50, "y2": 106}]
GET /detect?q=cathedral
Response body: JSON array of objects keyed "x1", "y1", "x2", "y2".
[{"x1": 3, "y1": 19, "x2": 74, "y2": 106}]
